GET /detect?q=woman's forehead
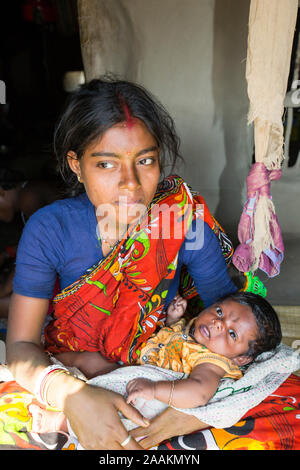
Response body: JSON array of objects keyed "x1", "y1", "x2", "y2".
[{"x1": 86, "y1": 120, "x2": 157, "y2": 153}]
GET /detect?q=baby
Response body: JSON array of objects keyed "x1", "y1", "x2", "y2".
[
  {"x1": 29, "y1": 291, "x2": 282, "y2": 433},
  {"x1": 126, "y1": 291, "x2": 282, "y2": 408}
]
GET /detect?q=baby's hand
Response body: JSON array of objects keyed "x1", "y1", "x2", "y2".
[
  {"x1": 166, "y1": 295, "x2": 187, "y2": 325},
  {"x1": 126, "y1": 378, "x2": 156, "y2": 405}
]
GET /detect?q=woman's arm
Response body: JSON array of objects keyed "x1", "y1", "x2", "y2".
[
  {"x1": 6, "y1": 294, "x2": 54, "y2": 385},
  {"x1": 6, "y1": 293, "x2": 148, "y2": 449},
  {"x1": 6, "y1": 293, "x2": 86, "y2": 411},
  {"x1": 184, "y1": 222, "x2": 237, "y2": 307}
]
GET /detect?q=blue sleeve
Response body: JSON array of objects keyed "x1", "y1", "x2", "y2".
[
  {"x1": 180, "y1": 221, "x2": 237, "y2": 307},
  {"x1": 13, "y1": 208, "x2": 64, "y2": 299}
]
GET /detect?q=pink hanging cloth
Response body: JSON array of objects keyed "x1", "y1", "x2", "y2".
[{"x1": 232, "y1": 162, "x2": 284, "y2": 277}]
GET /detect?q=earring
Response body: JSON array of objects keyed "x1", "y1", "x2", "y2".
[{"x1": 77, "y1": 174, "x2": 82, "y2": 183}]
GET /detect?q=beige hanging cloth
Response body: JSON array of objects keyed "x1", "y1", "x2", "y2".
[
  {"x1": 77, "y1": 0, "x2": 137, "y2": 82},
  {"x1": 232, "y1": 0, "x2": 298, "y2": 277}
]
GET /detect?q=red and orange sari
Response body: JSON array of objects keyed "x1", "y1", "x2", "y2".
[{"x1": 44, "y1": 175, "x2": 233, "y2": 364}]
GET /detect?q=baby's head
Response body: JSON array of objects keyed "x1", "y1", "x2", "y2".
[{"x1": 192, "y1": 292, "x2": 282, "y2": 367}]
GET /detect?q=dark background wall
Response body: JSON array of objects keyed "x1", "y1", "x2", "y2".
[
  {"x1": 0, "y1": 0, "x2": 83, "y2": 180},
  {"x1": 0, "y1": 0, "x2": 83, "y2": 249}
]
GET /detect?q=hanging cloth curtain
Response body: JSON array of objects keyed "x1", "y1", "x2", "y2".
[{"x1": 232, "y1": 0, "x2": 299, "y2": 277}]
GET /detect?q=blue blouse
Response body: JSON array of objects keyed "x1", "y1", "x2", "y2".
[{"x1": 13, "y1": 192, "x2": 237, "y2": 307}]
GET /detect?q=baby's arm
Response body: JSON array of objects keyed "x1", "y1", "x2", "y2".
[
  {"x1": 166, "y1": 295, "x2": 187, "y2": 326},
  {"x1": 126, "y1": 363, "x2": 225, "y2": 408}
]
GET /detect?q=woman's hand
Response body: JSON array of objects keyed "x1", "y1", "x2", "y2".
[
  {"x1": 130, "y1": 407, "x2": 207, "y2": 449},
  {"x1": 63, "y1": 383, "x2": 150, "y2": 450}
]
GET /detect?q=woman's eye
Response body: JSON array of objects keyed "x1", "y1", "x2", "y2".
[
  {"x1": 97, "y1": 161, "x2": 114, "y2": 169},
  {"x1": 229, "y1": 329, "x2": 236, "y2": 340},
  {"x1": 216, "y1": 307, "x2": 223, "y2": 317},
  {"x1": 138, "y1": 157, "x2": 155, "y2": 165}
]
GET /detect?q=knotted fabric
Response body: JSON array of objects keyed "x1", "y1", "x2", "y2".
[{"x1": 232, "y1": 162, "x2": 284, "y2": 277}]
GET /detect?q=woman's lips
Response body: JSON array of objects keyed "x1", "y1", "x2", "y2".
[
  {"x1": 115, "y1": 197, "x2": 144, "y2": 207},
  {"x1": 199, "y1": 325, "x2": 210, "y2": 339}
]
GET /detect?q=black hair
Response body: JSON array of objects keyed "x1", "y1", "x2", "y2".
[
  {"x1": 54, "y1": 76, "x2": 183, "y2": 196},
  {"x1": 220, "y1": 291, "x2": 282, "y2": 361}
]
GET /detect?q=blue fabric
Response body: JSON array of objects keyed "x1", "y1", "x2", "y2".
[{"x1": 13, "y1": 192, "x2": 237, "y2": 307}]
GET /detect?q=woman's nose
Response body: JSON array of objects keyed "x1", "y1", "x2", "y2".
[{"x1": 119, "y1": 164, "x2": 141, "y2": 191}]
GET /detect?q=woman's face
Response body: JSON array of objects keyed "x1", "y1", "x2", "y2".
[{"x1": 68, "y1": 118, "x2": 161, "y2": 236}]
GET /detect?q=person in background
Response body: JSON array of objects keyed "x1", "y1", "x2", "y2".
[{"x1": 0, "y1": 167, "x2": 61, "y2": 318}]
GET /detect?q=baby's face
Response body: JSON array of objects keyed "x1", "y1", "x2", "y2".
[{"x1": 193, "y1": 299, "x2": 258, "y2": 365}]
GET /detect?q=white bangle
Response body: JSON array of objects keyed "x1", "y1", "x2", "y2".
[
  {"x1": 34, "y1": 364, "x2": 70, "y2": 405},
  {"x1": 120, "y1": 435, "x2": 132, "y2": 447}
]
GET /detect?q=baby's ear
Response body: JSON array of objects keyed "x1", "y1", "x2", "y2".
[{"x1": 231, "y1": 355, "x2": 252, "y2": 367}]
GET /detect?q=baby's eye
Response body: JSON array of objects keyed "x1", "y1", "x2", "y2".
[
  {"x1": 229, "y1": 329, "x2": 236, "y2": 340},
  {"x1": 216, "y1": 307, "x2": 223, "y2": 317}
]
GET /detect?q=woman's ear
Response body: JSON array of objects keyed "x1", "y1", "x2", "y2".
[
  {"x1": 232, "y1": 355, "x2": 253, "y2": 367},
  {"x1": 67, "y1": 151, "x2": 80, "y2": 176}
]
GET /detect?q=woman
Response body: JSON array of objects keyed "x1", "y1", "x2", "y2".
[{"x1": 6, "y1": 77, "x2": 237, "y2": 450}]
